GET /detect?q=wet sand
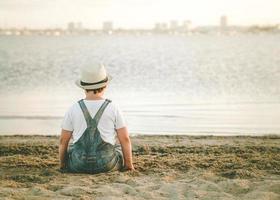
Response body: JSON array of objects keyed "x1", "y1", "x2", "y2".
[{"x1": 0, "y1": 135, "x2": 279, "y2": 200}]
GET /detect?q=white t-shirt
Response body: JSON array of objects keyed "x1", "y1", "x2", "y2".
[{"x1": 61, "y1": 99, "x2": 126, "y2": 145}]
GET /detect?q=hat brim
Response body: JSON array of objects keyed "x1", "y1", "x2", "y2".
[{"x1": 75, "y1": 75, "x2": 112, "y2": 90}]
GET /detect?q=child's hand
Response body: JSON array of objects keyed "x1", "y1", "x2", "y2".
[
  {"x1": 58, "y1": 165, "x2": 68, "y2": 173},
  {"x1": 122, "y1": 165, "x2": 135, "y2": 171}
]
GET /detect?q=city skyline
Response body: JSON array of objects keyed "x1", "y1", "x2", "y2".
[{"x1": 0, "y1": 0, "x2": 280, "y2": 29}]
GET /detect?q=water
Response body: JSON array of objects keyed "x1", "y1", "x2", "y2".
[{"x1": 0, "y1": 34, "x2": 279, "y2": 135}]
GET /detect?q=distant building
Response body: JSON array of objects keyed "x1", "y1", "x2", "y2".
[
  {"x1": 103, "y1": 21, "x2": 113, "y2": 33},
  {"x1": 67, "y1": 22, "x2": 75, "y2": 32},
  {"x1": 154, "y1": 23, "x2": 161, "y2": 31},
  {"x1": 182, "y1": 20, "x2": 192, "y2": 32},
  {"x1": 161, "y1": 23, "x2": 168, "y2": 30},
  {"x1": 220, "y1": 15, "x2": 228, "y2": 29},
  {"x1": 67, "y1": 22, "x2": 83, "y2": 33},
  {"x1": 169, "y1": 20, "x2": 179, "y2": 31},
  {"x1": 154, "y1": 22, "x2": 168, "y2": 32},
  {"x1": 76, "y1": 22, "x2": 83, "y2": 30}
]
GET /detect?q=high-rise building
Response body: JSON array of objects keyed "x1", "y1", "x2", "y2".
[
  {"x1": 67, "y1": 22, "x2": 75, "y2": 31},
  {"x1": 182, "y1": 20, "x2": 192, "y2": 32},
  {"x1": 103, "y1": 21, "x2": 113, "y2": 32},
  {"x1": 154, "y1": 23, "x2": 161, "y2": 31},
  {"x1": 67, "y1": 22, "x2": 83, "y2": 32},
  {"x1": 169, "y1": 20, "x2": 179, "y2": 31},
  {"x1": 76, "y1": 22, "x2": 83, "y2": 31},
  {"x1": 160, "y1": 23, "x2": 168, "y2": 30},
  {"x1": 154, "y1": 23, "x2": 168, "y2": 32},
  {"x1": 220, "y1": 15, "x2": 228, "y2": 28}
]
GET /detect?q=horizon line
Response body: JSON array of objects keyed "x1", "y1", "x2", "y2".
[{"x1": 1, "y1": 23, "x2": 280, "y2": 30}]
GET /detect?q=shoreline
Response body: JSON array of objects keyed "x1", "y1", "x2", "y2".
[
  {"x1": 0, "y1": 135, "x2": 279, "y2": 199},
  {"x1": 1, "y1": 133, "x2": 280, "y2": 137}
]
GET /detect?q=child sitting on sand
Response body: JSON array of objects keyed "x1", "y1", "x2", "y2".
[{"x1": 59, "y1": 63, "x2": 134, "y2": 173}]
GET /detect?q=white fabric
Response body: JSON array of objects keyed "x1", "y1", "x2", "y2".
[{"x1": 61, "y1": 99, "x2": 126, "y2": 145}]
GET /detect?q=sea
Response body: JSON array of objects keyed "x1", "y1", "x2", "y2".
[{"x1": 0, "y1": 34, "x2": 279, "y2": 135}]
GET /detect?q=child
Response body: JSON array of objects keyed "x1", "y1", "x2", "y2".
[{"x1": 59, "y1": 63, "x2": 134, "y2": 173}]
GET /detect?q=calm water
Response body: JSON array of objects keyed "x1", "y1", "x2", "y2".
[{"x1": 0, "y1": 34, "x2": 279, "y2": 135}]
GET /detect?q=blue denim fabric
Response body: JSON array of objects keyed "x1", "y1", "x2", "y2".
[{"x1": 66, "y1": 99, "x2": 124, "y2": 173}]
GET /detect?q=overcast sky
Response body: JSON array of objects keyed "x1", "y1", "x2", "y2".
[{"x1": 0, "y1": 0, "x2": 280, "y2": 28}]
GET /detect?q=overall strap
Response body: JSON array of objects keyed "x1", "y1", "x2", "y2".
[
  {"x1": 78, "y1": 99, "x2": 92, "y2": 127},
  {"x1": 92, "y1": 99, "x2": 111, "y2": 126},
  {"x1": 78, "y1": 99, "x2": 111, "y2": 128}
]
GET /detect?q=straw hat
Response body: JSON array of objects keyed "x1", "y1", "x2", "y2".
[{"x1": 75, "y1": 63, "x2": 112, "y2": 90}]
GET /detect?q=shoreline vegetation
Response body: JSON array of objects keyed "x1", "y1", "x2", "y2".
[{"x1": 0, "y1": 135, "x2": 279, "y2": 199}]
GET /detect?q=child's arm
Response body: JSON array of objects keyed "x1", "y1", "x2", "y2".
[
  {"x1": 59, "y1": 129, "x2": 72, "y2": 169},
  {"x1": 117, "y1": 127, "x2": 135, "y2": 170}
]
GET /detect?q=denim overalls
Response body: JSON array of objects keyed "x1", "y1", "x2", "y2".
[{"x1": 66, "y1": 99, "x2": 123, "y2": 173}]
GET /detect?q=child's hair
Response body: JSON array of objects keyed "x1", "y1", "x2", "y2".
[{"x1": 85, "y1": 86, "x2": 106, "y2": 94}]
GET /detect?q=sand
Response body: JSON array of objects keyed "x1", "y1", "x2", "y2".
[{"x1": 0, "y1": 135, "x2": 279, "y2": 200}]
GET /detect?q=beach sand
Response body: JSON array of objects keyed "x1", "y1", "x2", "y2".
[{"x1": 0, "y1": 135, "x2": 279, "y2": 200}]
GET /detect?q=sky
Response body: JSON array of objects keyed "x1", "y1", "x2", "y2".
[{"x1": 0, "y1": 0, "x2": 280, "y2": 29}]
